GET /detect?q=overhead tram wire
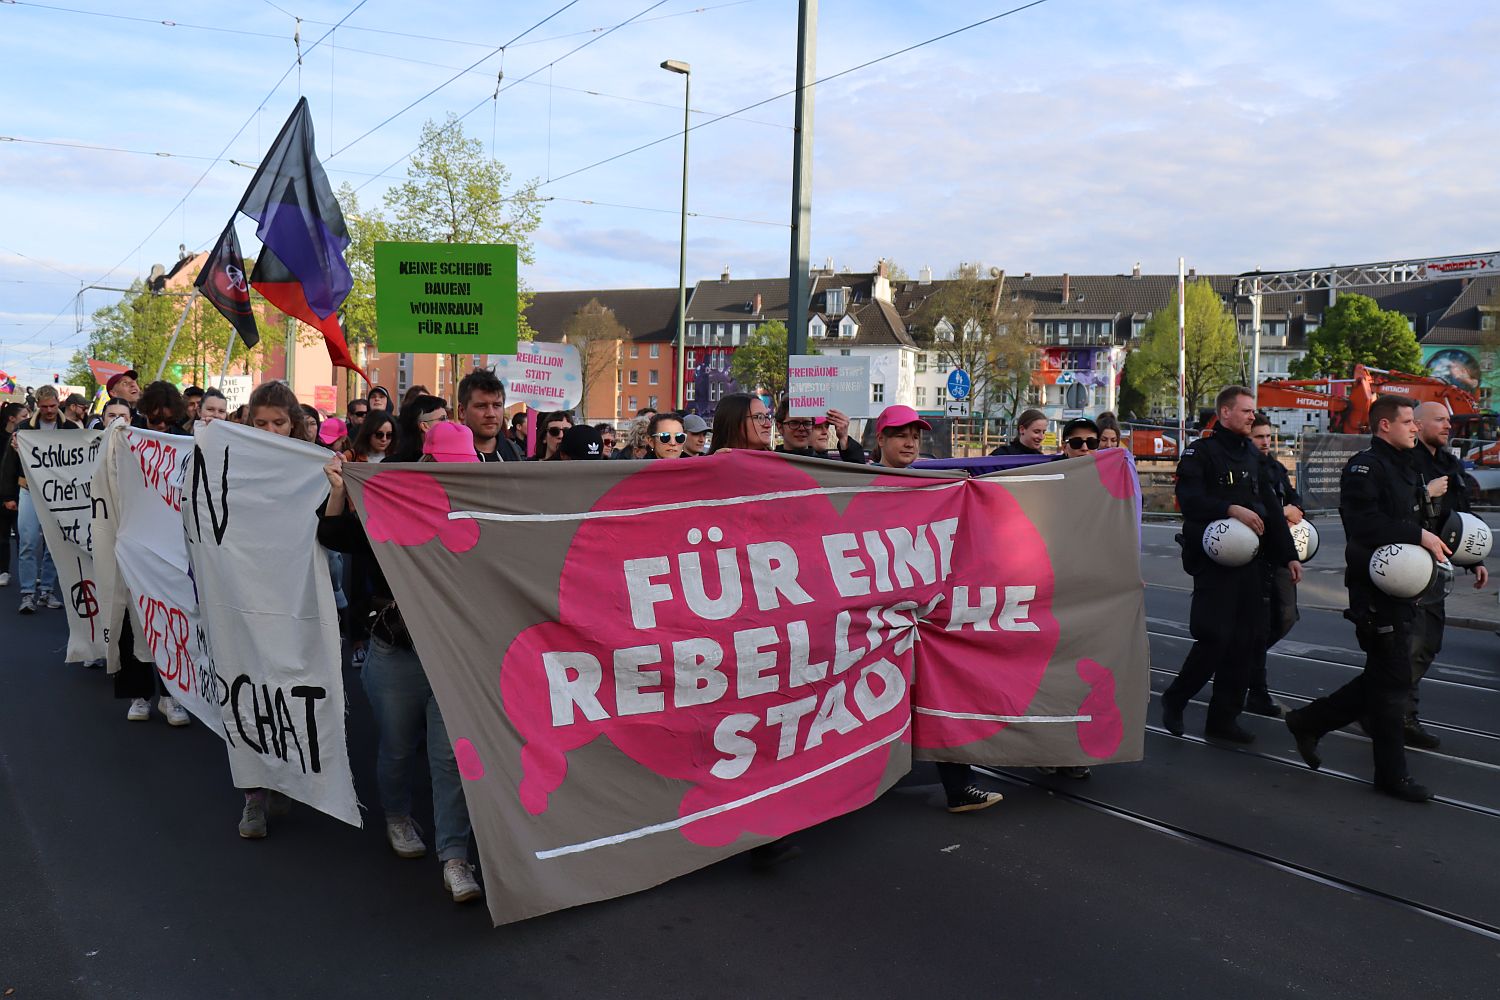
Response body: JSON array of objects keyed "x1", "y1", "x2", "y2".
[
  {"x1": 3, "y1": 1, "x2": 287, "y2": 40},
  {"x1": 7, "y1": 0, "x2": 373, "y2": 351},
  {"x1": 346, "y1": 0, "x2": 676, "y2": 195},
  {"x1": 543, "y1": 0, "x2": 1054, "y2": 189}
]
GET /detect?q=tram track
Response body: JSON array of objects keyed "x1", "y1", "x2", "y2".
[{"x1": 975, "y1": 765, "x2": 1500, "y2": 944}]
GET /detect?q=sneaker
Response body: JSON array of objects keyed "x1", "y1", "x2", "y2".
[
  {"x1": 18, "y1": 594, "x2": 35, "y2": 615},
  {"x1": 239, "y1": 793, "x2": 268, "y2": 839},
  {"x1": 1161, "y1": 697, "x2": 1185, "y2": 736},
  {"x1": 126, "y1": 697, "x2": 151, "y2": 722},
  {"x1": 0, "y1": 571, "x2": 10, "y2": 587},
  {"x1": 159, "y1": 696, "x2": 191, "y2": 727},
  {"x1": 1286, "y1": 712, "x2": 1322, "y2": 770},
  {"x1": 947, "y1": 784, "x2": 1004, "y2": 813},
  {"x1": 442, "y1": 859, "x2": 483, "y2": 903},
  {"x1": 386, "y1": 816, "x2": 428, "y2": 858},
  {"x1": 41, "y1": 592, "x2": 63, "y2": 610}
]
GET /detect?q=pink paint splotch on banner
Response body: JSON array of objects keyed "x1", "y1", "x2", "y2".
[
  {"x1": 496, "y1": 455, "x2": 1065, "y2": 848},
  {"x1": 363, "y1": 470, "x2": 479, "y2": 553}
]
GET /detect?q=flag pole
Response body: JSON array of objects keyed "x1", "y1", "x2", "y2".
[
  {"x1": 156, "y1": 288, "x2": 202, "y2": 381},
  {"x1": 1176, "y1": 257, "x2": 1186, "y2": 451},
  {"x1": 219, "y1": 325, "x2": 237, "y2": 382}
]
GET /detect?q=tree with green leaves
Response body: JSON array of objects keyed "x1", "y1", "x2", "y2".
[
  {"x1": 562, "y1": 298, "x2": 626, "y2": 421},
  {"x1": 731, "y1": 320, "x2": 814, "y2": 400},
  {"x1": 1290, "y1": 292, "x2": 1425, "y2": 378},
  {"x1": 1128, "y1": 279, "x2": 1240, "y2": 413},
  {"x1": 907, "y1": 270, "x2": 1036, "y2": 420}
]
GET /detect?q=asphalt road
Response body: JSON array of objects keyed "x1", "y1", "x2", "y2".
[{"x1": 2, "y1": 531, "x2": 1497, "y2": 999}]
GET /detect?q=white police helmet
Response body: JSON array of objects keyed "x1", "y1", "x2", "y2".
[
  {"x1": 1439, "y1": 512, "x2": 1492, "y2": 567},
  {"x1": 1289, "y1": 520, "x2": 1319, "y2": 563},
  {"x1": 1203, "y1": 518, "x2": 1260, "y2": 567},
  {"x1": 1369, "y1": 544, "x2": 1455, "y2": 601}
]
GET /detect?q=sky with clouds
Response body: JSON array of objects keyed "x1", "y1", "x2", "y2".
[{"x1": 2, "y1": 0, "x2": 1498, "y2": 384}]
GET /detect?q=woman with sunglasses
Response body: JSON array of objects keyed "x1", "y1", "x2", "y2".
[
  {"x1": 389, "y1": 395, "x2": 448, "y2": 462},
  {"x1": 708, "y1": 393, "x2": 773, "y2": 453},
  {"x1": 1058, "y1": 416, "x2": 1101, "y2": 460},
  {"x1": 344, "y1": 411, "x2": 397, "y2": 464},
  {"x1": 533, "y1": 411, "x2": 575, "y2": 460},
  {"x1": 645, "y1": 413, "x2": 686, "y2": 459}
]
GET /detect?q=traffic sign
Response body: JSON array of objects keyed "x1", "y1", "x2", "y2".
[
  {"x1": 946, "y1": 369, "x2": 970, "y2": 400},
  {"x1": 946, "y1": 400, "x2": 970, "y2": 417}
]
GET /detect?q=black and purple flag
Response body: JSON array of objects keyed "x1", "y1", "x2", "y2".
[
  {"x1": 194, "y1": 222, "x2": 260, "y2": 349},
  {"x1": 250, "y1": 244, "x2": 366, "y2": 380}
]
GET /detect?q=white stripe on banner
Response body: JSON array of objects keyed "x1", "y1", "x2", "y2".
[
  {"x1": 452, "y1": 474, "x2": 1063, "y2": 525},
  {"x1": 914, "y1": 706, "x2": 1091, "y2": 724},
  {"x1": 534, "y1": 718, "x2": 912, "y2": 860}
]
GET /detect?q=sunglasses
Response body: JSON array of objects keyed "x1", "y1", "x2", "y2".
[
  {"x1": 372, "y1": 430, "x2": 392, "y2": 440},
  {"x1": 1067, "y1": 436, "x2": 1101, "y2": 450},
  {"x1": 655, "y1": 432, "x2": 686, "y2": 444},
  {"x1": 352, "y1": 409, "x2": 368, "y2": 417},
  {"x1": 547, "y1": 425, "x2": 569, "y2": 437}
]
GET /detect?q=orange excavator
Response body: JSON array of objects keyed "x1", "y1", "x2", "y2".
[{"x1": 1257, "y1": 364, "x2": 1492, "y2": 436}]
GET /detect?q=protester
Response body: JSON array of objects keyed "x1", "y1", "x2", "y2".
[
  {"x1": 1058, "y1": 417, "x2": 1101, "y2": 458},
  {"x1": 317, "y1": 417, "x2": 350, "y2": 453},
  {"x1": 0, "y1": 402, "x2": 27, "y2": 589},
  {"x1": 646, "y1": 413, "x2": 686, "y2": 460},
  {"x1": 612, "y1": 415, "x2": 651, "y2": 460},
  {"x1": 105, "y1": 369, "x2": 142, "y2": 410},
  {"x1": 346, "y1": 398, "x2": 369, "y2": 439},
  {"x1": 592, "y1": 423, "x2": 617, "y2": 455},
  {"x1": 458, "y1": 369, "x2": 522, "y2": 462},
  {"x1": 991, "y1": 408, "x2": 1047, "y2": 457},
  {"x1": 1, "y1": 385, "x2": 79, "y2": 613},
  {"x1": 558, "y1": 424, "x2": 606, "y2": 460},
  {"x1": 230, "y1": 404, "x2": 248, "y2": 424},
  {"x1": 533, "y1": 411, "x2": 575, "y2": 461},
  {"x1": 400, "y1": 385, "x2": 431, "y2": 411},
  {"x1": 870, "y1": 404, "x2": 1006, "y2": 812},
  {"x1": 709, "y1": 393, "x2": 773, "y2": 453},
  {"x1": 775, "y1": 401, "x2": 866, "y2": 463},
  {"x1": 1097, "y1": 412, "x2": 1122, "y2": 450},
  {"x1": 681, "y1": 413, "x2": 709, "y2": 456},
  {"x1": 1247, "y1": 413, "x2": 1302, "y2": 718},
  {"x1": 508, "y1": 411, "x2": 528, "y2": 452},
  {"x1": 182, "y1": 386, "x2": 204, "y2": 427},
  {"x1": 63, "y1": 393, "x2": 89, "y2": 426},
  {"x1": 198, "y1": 388, "x2": 228, "y2": 424},
  {"x1": 345, "y1": 411, "x2": 396, "y2": 464},
  {"x1": 113, "y1": 381, "x2": 193, "y2": 724},
  {"x1": 390, "y1": 395, "x2": 448, "y2": 462},
  {"x1": 367, "y1": 385, "x2": 393, "y2": 414},
  {"x1": 301, "y1": 404, "x2": 322, "y2": 442},
  {"x1": 320, "y1": 434, "x2": 485, "y2": 903}
]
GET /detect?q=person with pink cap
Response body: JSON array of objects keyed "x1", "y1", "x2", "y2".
[
  {"x1": 316, "y1": 416, "x2": 349, "y2": 452},
  {"x1": 872, "y1": 404, "x2": 1005, "y2": 813},
  {"x1": 318, "y1": 423, "x2": 483, "y2": 904}
]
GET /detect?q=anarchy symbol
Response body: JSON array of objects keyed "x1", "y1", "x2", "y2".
[{"x1": 71, "y1": 558, "x2": 100, "y2": 640}]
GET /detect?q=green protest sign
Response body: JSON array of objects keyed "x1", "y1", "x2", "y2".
[{"x1": 373, "y1": 241, "x2": 518, "y2": 355}]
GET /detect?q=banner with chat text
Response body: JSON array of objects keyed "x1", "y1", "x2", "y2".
[{"x1": 342, "y1": 447, "x2": 1147, "y2": 925}]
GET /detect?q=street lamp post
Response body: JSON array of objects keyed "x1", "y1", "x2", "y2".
[{"x1": 662, "y1": 59, "x2": 691, "y2": 413}]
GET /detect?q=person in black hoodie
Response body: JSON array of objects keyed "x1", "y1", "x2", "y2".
[
  {"x1": 2, "y1": 386, "x2": 80, "y2": 612},
  {"x1": 990, "y1": 408, "x2": 1048, "y2": 457},
  {"x1": 773, "y1": 400, "x2": 866, "y2": 464},
  {"x1": 1160, "y1": 386, "x2": 1301, "y2": 745},
  {"x1": 0, "y1": 401, "x2": 28, "y2": 589}
]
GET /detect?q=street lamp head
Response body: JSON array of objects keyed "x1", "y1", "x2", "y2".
[{"x1": 661, "y1": 59, "x2": 691, "y2": 75}]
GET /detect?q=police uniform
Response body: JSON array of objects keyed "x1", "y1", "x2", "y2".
[
  {"x1": 1408, "y1": 441, "x2": 1482, "y2": 743},
  {"x1": 1162, "y1": 427, "x2": 1296, "y2": 740},
  {"x1": 1286, "y1": 436, "x2": 1431, "y2": 799},
  {"x1": 1246, "y1": 453, "x2": 1304, "y2": 715}
]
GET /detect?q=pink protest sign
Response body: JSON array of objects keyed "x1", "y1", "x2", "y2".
[{"x1": 341, "y1": 447, "x2": 1147, "y2": 925}]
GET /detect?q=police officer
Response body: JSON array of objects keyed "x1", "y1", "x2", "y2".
[
  {"x1": 1407, "y1": 402, "x2": 1489, "y2": 747},
  {"x1": 1162, "y1": 386, "x2": 1302, "y2": 743},
  {"x1": 1285, "y1": 396, "x2": 1451, "y2": 802},
  {"x1": 1245, "y1": 413, "x2": 1304, "y2": 717}
]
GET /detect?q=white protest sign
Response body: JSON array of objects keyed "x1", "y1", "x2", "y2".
[
  {"x1": 786, "y1": 355, "x2": 873, "y2": 418},
  {"x1": 15, "y1": 429, "x2": 106, "y2": 662},
  {"x1": 185, "y1": 420, "x2": 361, "y2": 828},
  {"x1": 207, "y1": 375, "x2": 252, "y2": 409},
  {"x1": 92, "y1": 425, "x2": 224, "y2": 735},
  {"x1": 493, "y1": 341, "x2": 581, "y2": 409}
]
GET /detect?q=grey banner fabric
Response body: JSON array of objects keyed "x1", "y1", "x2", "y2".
[{"x1": 342, "y1": 447, "x2": 1147, "y2": 924}]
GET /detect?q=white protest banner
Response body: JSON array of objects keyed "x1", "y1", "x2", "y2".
[
  {"x1": 15, "y1": 429, "x2": 106, "y2": 662},
  {"x1": 787, "y1": 355, "x2": 872, "y2": 418},
  {"x1": 185, "y1": 420, "x2": 361, "y2": 828},
  {"x1": 493, "y1": 341, "x2": 581, "y2": 410},
  {"x1": 207, "y1": 375, "x2": 252, "y2": 409},
  {"x1": 92, "y1": 425, "x2": 224, "y2": 735}
]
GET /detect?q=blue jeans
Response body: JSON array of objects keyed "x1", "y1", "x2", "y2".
[
  {"x1": 361, "y1": 637, "x2": 471, "y2": 862},
  {"x1": 17, "y1": 489, "x2": 57, "y2": 598}
]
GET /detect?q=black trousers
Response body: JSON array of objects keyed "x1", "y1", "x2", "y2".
[
  {"x1": 1407, "y1": 602, "x2": 1444, "y2": 722},
  {"x1": 112, "y1": 612, "x2": 167, "y2": 700},
  {"x1": 1250, "y1": 566, "x2": 1300, "y2": 699},
  {"x1": 1292, "y1": 616, "x2": 1412, "y2": 785},
  {"x1": 1164, "y1": 564, "x2": 1266, "y2": 729},
  {"x1": 936, "y1": 762, "x2": 973, "y2": 800}
]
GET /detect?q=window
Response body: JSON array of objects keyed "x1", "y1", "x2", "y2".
[
  {"x1": 649, "y1": 396, "x2": 658, "y2": 409},
  {"x1": 717, "y1": 323, "x2": 727, "y2": 341},
  {"x1": 630, "y1": 345, "x2": 640, "y2": 359},
  {"x1": 649, "y1": 344, "x2": 660, "y2": 358},
  {"x1": 872, "y1": 383, "x2": 885, "y2": 404},
  {"x1": 617, "y1": 370, "x2": 623, "y2": 385},
  {"x1": 1482, "y1": 312, "x2": 1497, "y2": 332},
  {"x1": 935, "y1": 318, "x2": 954, "y2": 342},
  {"x1": 936, "y1": 387, "x2": 948, "y2": 406},
  {"x1": 839, "y1": 349, "x2": 851, "y2": 356},
  {"x1": 916, "y1": 352, "x2": 928, "y2": 373},
  {"x1": 629, "y1": 396, "x2": 638, "y2": 410},
  {"x1": 629, "y1": 370, "x2": 639, "y2": 384},
  {"x1": 710, "y1": 382, "x2": 724, "y2": 403},
  {"x1": 839, "y1": 316, "x2": 858, "y2": 338},
  {"x1": 686, "y1": 383, "x2": 696, "y2": 402},
  {"x1": 648, "y1": 370, "x2": 659, "y2": 385},
  {"x1": 826, "y1": 287, "x2": 846, "y2": 314},
  {"x1": 915, "y1": 386, "x2": 927, "y2": 407},
  {"x1": 1132, "y1": 319, "x2": 1146, "y2": 338}
]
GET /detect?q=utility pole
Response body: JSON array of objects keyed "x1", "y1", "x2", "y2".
[
  {"x1": 1177, "y1": 257, "x2": 1186, "y2": 450},
  {"x1": 785, "y1": 0, "x2": 817, "y2": 362}
]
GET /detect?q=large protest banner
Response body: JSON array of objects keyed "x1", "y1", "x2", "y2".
[
  {"x1": 92, "y1": 425, "x2": 223, "y2": 735},
  {"x1": 185, "y1": 421, "x2": 361, "y2": 828},
  {"x1": 342, "y1": 446, "x2": 1146, "y2": 924},
  {"x1": 14, "y1": 429, "x2": 106, "y2": 662}
]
